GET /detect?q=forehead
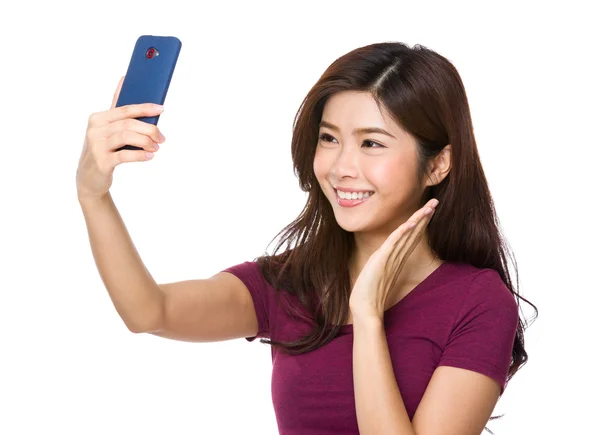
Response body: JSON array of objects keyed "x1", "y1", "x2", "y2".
[{"x1": 321, "y1": 90, "x2": 405, "y2": 137}]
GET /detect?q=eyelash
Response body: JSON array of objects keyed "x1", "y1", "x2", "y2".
[{"x1": 318, "y1": 133, "x2": 384, "y2": 149}]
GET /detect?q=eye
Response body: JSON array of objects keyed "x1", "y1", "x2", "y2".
[
  {"x1": 319, "y1": 133, "x2": 337, "y2": 143},
  {"x1": 319, "y1": 133, "x2": 384, "y2": 149},
  {"x1": 362, "y1": 140, "x2": 384, "y2": 149}
]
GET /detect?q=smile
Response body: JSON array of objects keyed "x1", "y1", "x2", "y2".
[{"x1": 335, "y1": 189, "x2": 375, "y2": 207}]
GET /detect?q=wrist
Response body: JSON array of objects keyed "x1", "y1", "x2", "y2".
[
  {"x1": 78, "y1": 192, "x2": 109, "y2": 205},
  {"x1": 350, "y1": 307, "x2": 383, "y2": 327}
]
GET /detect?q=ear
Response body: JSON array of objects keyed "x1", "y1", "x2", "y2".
[{"x1": 425, "y1": 144, "x2": 452, "y2": 187}]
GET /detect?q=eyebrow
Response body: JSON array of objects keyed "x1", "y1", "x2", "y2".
[{"x1": 319, "y1": 120, "x2": 397, "y2": 139}]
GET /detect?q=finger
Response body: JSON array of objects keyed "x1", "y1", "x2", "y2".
[
  {"x1": 377, "y1": 220, "x2": 416, "y2": 291},
  {"x1": 387, "y1": 198, "x2": 439, "y2": 249},
  {"x1": 425, "y1": 198, "x2": 439, "y2": 209},
  {"x1": 382, "y1": 223, "x2": 415, "y2": 284},
  {"x1": 384, "y1": 218, "x2": 417, "y2": 251},
  {"x1": 389, "y1": 206, "x2": 436, "y2": 269},
  {"x1": 383, "y1": 204, "x2": 438, "y2": 289},
  {"x1": 381, "y1": 198, "x2": 440, "y2": 264},
  {"x1": 109, "y1": 102, "x2": 164, "y2": 124},
  {"x1": 401, "y1": 203, "x2": 437, "y2": 250},
  {"x1": 92, "y1": 102, "x2": 164, "y2": 127},
  {"x1": 105, "y1": 129, "x2": 160, "y2": 153},
  {"x1": 390, "y1": 201, "x2": 436, "y2": 247},
  {"x1": 110, "y1": 149, "x2": 155, "y2": 168},
  {"x1": 111, "y1": 76, "x2": 125, "y2": 109},
  {"x1": 103, "y1": 118, "x2": 165, "y2": 144},
  {"x1": 406, "y1": 198, "x2": 439, "y2": 224},
  {"x1": 382, "y1": 231, "x2": 419, "y2": 294}
]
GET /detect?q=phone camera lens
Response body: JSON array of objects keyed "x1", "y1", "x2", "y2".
[{"x1": 145, "y1": 47, "x2": 159, "y2": 59}]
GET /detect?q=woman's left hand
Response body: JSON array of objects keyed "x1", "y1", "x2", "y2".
[{"x1": 348, "y1": 198, "x2": 439, "y2": 323}]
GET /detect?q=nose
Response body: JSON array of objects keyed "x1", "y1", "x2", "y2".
[{"x1": 330, "y1": 144, "x2": 359, "y2": 181}]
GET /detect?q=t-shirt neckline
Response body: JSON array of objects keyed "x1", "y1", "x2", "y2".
[{"x1": 336, "y1": 260, "x2": 450, "y2": 334}]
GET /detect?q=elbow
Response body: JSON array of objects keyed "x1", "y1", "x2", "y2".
[
  {"x1": 124, "y1": 297, "x2": 165, "y2": 334},
  {"x1": 126, "y1": 322, "x2": 151, "y2": 334},
  {"x1": 125, "y1": 318, "x2": 160, "y2": 334}
]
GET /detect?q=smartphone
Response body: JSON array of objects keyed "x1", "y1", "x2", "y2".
[{"x1": 115, "y1": 35, "x2": 182, "y2": 151}]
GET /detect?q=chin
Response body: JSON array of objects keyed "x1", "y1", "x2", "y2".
[
  {"x1": 332, "y1": 211, "x2": 378, "y2": 234},
  {"x1": 326, "y1": 194, "x2": 370, "y2": 230}
]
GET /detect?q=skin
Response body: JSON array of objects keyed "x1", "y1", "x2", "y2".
[
  {"x1": 313, "y1": 90, "x2": 452, "y2": 322},
  {"x1": 313, "y1": 90, "x2": 502, "y2": 434}
]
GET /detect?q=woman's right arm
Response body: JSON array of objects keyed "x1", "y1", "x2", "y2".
[
  {"x1": 79, "y1": 193, "x2": 259, "y2": 341},
  {"x1": 77, "y1": 77, "x2": 259, "y2": 341}
]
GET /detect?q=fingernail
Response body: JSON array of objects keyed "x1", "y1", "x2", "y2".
[
  {"x1": 154, "y1": 104, "x2": 164, "y2": 112},
  {"x1": 159, "y1": 132, "x2": 166, "y2": 142},
  {"x1": 154, "y1": 143, "x2": 160, "y2": 150},
  {"x1": 432, "y1": 199, "x2": 439, "y2": 207}
]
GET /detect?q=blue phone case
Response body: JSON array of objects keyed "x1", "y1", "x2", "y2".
[{"x1": 115, "y1": 35, "x2": 182, "y2": 151}]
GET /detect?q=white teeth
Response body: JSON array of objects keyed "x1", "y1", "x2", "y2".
[{"x1": 336, "y1": 190, "x2": 374, "y2": 200}]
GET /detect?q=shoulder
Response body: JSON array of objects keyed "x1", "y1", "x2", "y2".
[
  {"x1": 221, "y1": 260, "x2": 263, "y2": 282},
  {"x1": 220, "y1": 258, "x2": 285, "y2": 299},
  {"x1": 449, "y1": 263, "x2": 519, "y2": 323},
  {"x1": 446, "y1": 262, "x2": 515, "y2": 298},
  {"x1": 472, "y1": 267, "x2": 517, "y2": 309}
]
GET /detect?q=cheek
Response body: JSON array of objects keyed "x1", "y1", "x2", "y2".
[
  {"x1": 313, "y1": 148, "x2": 328, "y2": 180},
  {"x1": 366, "y1": 158, "x2": 415, "y2": 194}
]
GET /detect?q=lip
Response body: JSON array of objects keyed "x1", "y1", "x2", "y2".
[{"x1": 334, "y1": 189, "x2": 374, "y2": 207}]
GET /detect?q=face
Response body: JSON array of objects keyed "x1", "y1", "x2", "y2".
[{"x1": 313, "y1": 90, "x2": 424, "y2": 234}]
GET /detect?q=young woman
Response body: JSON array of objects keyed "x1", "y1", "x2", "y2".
[{"x1": 77, "y1": 42, "x2": 537, "y2": 435}]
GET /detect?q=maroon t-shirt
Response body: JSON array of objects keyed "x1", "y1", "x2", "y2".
[{"x1": 221, "y1": 260, "x2": 518, "y2": 434}]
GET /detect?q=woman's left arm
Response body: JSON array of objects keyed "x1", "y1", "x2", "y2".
[
  {"x1": 349, "y1": 199, "x2": 505, "y2": 434},
  {"x1": 352, "y1": 314, "x2": 501, "y2": 435}
]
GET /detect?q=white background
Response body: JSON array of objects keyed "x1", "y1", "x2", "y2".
[{"x1": 1, "y1": 1, "x2": 598, "y2": 434}]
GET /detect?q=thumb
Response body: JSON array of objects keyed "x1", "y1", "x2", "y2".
[{"x1": 110, "y1": 76, "x2": 125, "y2": 109}]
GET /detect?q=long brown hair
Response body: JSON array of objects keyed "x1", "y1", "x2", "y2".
[{"x1": 255, "y1": 42, "x2": 537, "y2": 425}]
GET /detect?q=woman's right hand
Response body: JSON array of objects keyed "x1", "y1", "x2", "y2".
[{"x1": 76, "y1": 76, "x2": 166, "y2": 202}]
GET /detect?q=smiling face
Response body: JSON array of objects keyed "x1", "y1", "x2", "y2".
[{"x1": 313, "y1": 90, "x2": 424, "y2": 234}]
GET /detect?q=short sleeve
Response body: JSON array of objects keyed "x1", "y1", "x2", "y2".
[
  {"x1": 437, "y1": 269, "x2": 519, "y2": 395},
  {"x1": 221, "y1": 261, "x2": 271, "y2": 342}
]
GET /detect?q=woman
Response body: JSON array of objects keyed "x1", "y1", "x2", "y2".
[{"x1": 77, "y1": 42, "x2": 537, "y2": 435}]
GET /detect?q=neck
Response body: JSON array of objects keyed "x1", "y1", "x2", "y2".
[{"x1": 349, "y1": 227, "x2": 441, "y2": 290}]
